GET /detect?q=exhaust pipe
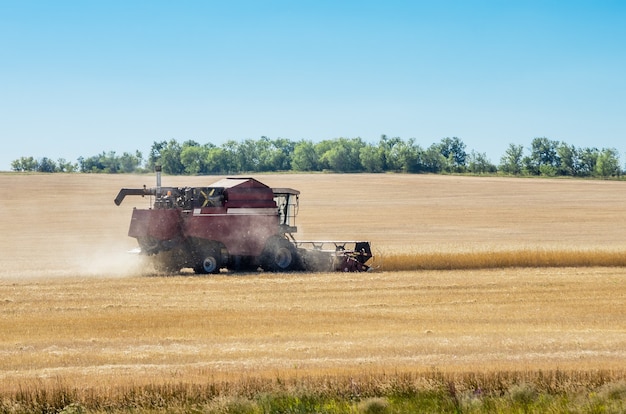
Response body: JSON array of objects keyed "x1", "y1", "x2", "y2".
[{"x1": 155, "y1": 165, "x2": 162, "y2": 189}]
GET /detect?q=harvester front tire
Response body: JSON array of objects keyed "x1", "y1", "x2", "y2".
[
  {"x1": 274, "y1": 246, "x2": 293, "y2": 269},
  {"x1": 263, "y1": 237, "x2": 301, "y2": 272}
]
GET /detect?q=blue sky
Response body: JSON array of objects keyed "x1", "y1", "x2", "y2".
[{"x1": 1, "y1": 1, "x2": 625, "y2": 171}]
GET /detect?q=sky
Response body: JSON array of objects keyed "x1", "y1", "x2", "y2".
[{"x1": 1, "y1": 0, "x2": 625, "y2": 171}]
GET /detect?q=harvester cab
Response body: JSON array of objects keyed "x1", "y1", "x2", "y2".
[
  {"x1": 272, "y1": 188, "x2": 299, "y2": 234},
  {"x1": 114, "y1": 170, "x2": 372, "y2": 274}
]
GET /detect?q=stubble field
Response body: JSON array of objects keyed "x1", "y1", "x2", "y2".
[{"x1": 1, "y1": 173, "x2": 625, "y2": 411}]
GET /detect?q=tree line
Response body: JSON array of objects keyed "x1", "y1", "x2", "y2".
[{"x1": 10, "y1": 136, "x2": 623, "y2": 178}]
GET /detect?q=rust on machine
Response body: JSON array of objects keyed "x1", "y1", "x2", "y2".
[{"x1": 114, "y1": 169, "x2": 372, "y2": 274}]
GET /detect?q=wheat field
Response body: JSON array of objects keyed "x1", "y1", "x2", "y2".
[{"x1": 1, "y1": 173, "x2": 625, "y2": 396}]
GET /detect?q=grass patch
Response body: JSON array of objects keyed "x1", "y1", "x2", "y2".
[{"x1": 1, "y1": 370, "x2": 624, "y2": 413}]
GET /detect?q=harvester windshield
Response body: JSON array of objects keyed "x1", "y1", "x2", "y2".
[{"x1": 273, "y1": 188, "x2": 299, "y2": 233}]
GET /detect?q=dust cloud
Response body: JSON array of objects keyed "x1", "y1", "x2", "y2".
[
  {"x1": 0, "y1": 231, "x2": 149, "y2": 279},
  {"x1": 68, "y1": 237, "x2": 148, "y2": 277},
  {"x1": 0, "y1": 174, "x2": 152, "y2": 279}
]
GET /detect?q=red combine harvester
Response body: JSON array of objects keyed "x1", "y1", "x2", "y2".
[{"x1": 114, "y1": 168, "x2": 372, "y2": 274}]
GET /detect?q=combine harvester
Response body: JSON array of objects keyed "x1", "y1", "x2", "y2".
[{"x1": 114, "y1": 167, "x2": 372, "y2": 274}]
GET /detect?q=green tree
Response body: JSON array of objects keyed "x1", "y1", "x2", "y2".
[
  {"x1": 313, "y1": 140, "x2": 335, "y2": 170},
  {"x1": 594, "y1": 148, "x2": 620, "y2": 178},
  {"x1": 238, "y1": 139, "x2": 262, "y2": 172},
  {"x1": 393, "y1": 139, "x2": 424, "y2": 173},
  {"x1": 318, "y1": 138, "x2": 365, "y2": 172},
  {"x1": 377, "y1": 135, "x2": 404, "y2": 171},
  {"x1": 274, "y1": 138, "x2": 296, "y2": 171},
  {"x1": 159, "y1": 140, "x2": 185, "y2": 174},
  {"x1": 538, "y1": 163, "x2": 558, "y2": 177},
  {"x1": 291, "y1": 140, "x2": 318, "y2": 171},
  {"x1": 146, "y1": 141, "x2": 166, "y2": 171},
  {"x1": 423, "y1": 144, "x2": 446, "y2": 173},
  {"x1": 203, "y1": 146, "x2": 231, "y2": 174},
  {"x1": 256, "y1": 137, "x2": 295, "y2": 171},
  {"x1": 253, "y1": 136, "x2": 272, "y2": 171},
  {"x1": 359, "y1": 144, "x2": 384, "y2": 173},
  {"x1": 437, "y1": 137, "x2": 467, "y2": 172},
  {"x1": 56, "y1": 158, "x2": 78, "y2": 173},
  {"x1": 467, "y1": 150, "x2": 496, "y2": 174},
  {"x1": 11, "y1": 156, "x2": 38, "y2": 172},
  {"x1": 556, "y1": 143, "x2": 578, "y2": 176},
  {"x1": 320, "y1": 145, "x2": 349, "y2": 172},
  {"x1": 119, "y1": 151, "x2": 143, "y2": 174},
  {"x1": 524, "y1": 137, "x2": 560, "y2": 175},
  {"x1": 36, "y1": 157, "x2": 58, "y2": 173},
  {"x1": 577, "y1": 147, "x2": 599, "y2": 177},
  {"x1": 180, "y1": 141, "x2": 211, "y2": 175},
  {"x1": 220, "y1": 140, "x2": 242, "y2": 172},
  {"x1": 499, "y1": 143, "x2": 524, "y2": 175},
  {"x1": 79, "y1": 152, "x2": 116, "y2": 173},
  {"x1": 77, "y1": 151, "x2": 142, "y2": 173}
]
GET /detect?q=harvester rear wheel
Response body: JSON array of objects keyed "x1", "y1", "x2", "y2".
[
  {"x1": 192, "y1": 243, "x2": 222, "y2": 274},
  {"x1": 196, "y1": 255, "x2": 219, "y2": 274}
]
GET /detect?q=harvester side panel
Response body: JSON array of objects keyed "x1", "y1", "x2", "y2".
[
  {"x1": 182, "y1": 209, "x2": 279, "y2": 257},
  {"x1": 129, "y1": 209, "x2": 181, "y2": 240}
]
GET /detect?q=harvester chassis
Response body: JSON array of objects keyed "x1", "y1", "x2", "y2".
[{"x1": 115, "y1": 172, "x2": 372, "y2": 274}]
